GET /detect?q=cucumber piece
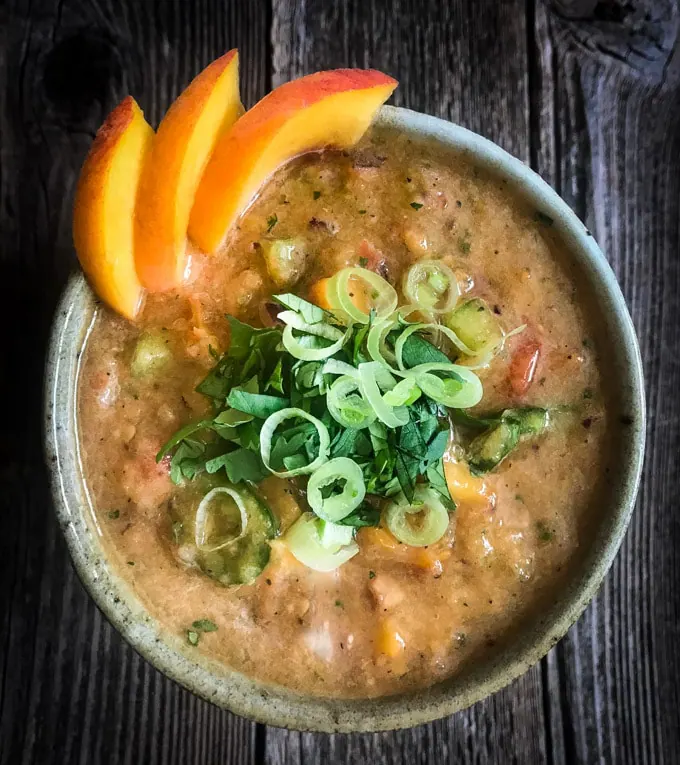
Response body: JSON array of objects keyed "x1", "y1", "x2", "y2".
[
  {"x1": 444, "y1": 298, "x2": 503, "y2": 355},
  {"x1": 131, "y1": 329, "x2": 174, "y2": 378},
  {"x1": 172, "y1": 480, "x2": 278, "y2": 586},
  {"x1": 262, "y1": 239, "x2": 306, "y2": 288},
  {"x1": 467, "y1": 420, "x2": 521, "y2": 474},
  {"x1": 503, "y1": 406, "x2": 550, "y2": 436}
]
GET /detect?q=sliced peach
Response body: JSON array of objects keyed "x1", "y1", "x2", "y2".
[
  {"x1": 73, "y1": 96, "x2": 153, "y2": 319},
  {"x1": 189, "y1": 69, "x2": 398, "y2": 254},
  {"x1": 135, "y1": 50, "x2": 243, "y2": 291}
]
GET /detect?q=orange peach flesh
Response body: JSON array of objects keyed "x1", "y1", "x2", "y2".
[
  {"x1": 189, "y1": 69, "x2": 398, "y2": 254},
  {"x1": 135, "y1": 50, "x2": 243, "y2": 292},
  {"x1": 73, "y1": 96, "x2": 153, "y2": 320}
]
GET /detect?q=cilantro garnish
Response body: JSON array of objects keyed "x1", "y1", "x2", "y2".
[
  {"x1": 266, "y1": 214, "x2": 278, "y2": 232},
  {"x1": 410, "y1": 202, "x2": 424, "y2": 210}
]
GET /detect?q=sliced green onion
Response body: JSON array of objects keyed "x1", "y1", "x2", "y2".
[
  {"x1": 394, "y1": 323, "x2": 475, "y2": 370},
  {"x1": 384, "y1": 487, "x2": 451, "y2": 546},
  {"x1": 307, "y1": 457, "x2": 366, "y2": 522},
  {"x1": 285, "y1": 512, "x2": 359, "y2": 571},
  {"x1": 407, "y1": 362, "x2": 483, "y2": 408},
  {"x1": 260, "y1": 408, "x2": 330, "y2": 477},
  {"x1": 195, "y1": 487, "x2": 248, "y2": 553},
  {"x1": 403, "y1": 261, "x2": 459, "y2": 314},
  {"x1": 321, "y1": 358, "x2": 360, "y2": 378},
  {"x1": 277, "y1": 310, "x2": 344, "y2": 341},
  {"x1": 327, "y1": 376, "x2": 376, "y2": 429},
  {"x1": 367, "y1": 319, "x2": 398, "y2": 367},
  {"x1": 281, "y1": 323, "x2": 350, "y2": 361},
  {"x1": 383, "y1": 376, "x2": 422, "y2": 406},
  {"x1": 328, "y1": 267, "x2": 398, "y2": 324},
  {"x1": 318, "y1": 519, "x2": 354, "y2": 548},
  {"x1": 358, "y1": 362, "x2": 409, "y2": 427}
]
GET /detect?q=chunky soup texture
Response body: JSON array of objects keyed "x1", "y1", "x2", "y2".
[{"x1": 78, "y1": 126, "x2": 610, "y2": 697}]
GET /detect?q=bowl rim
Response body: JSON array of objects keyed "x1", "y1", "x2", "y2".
[{"x1": 44, "y1": 104, "x2": 645, "y2": 733}]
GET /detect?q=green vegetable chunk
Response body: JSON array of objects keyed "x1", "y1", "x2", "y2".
[
  {"x1": 467, "y1": 419, "x2": 521, "y2": 474},
  {"x1": 262, "y1": 239, "x2": 306, "y2": 288},
  {"x1": 444, "y1": 298, "x2": 503, "y2": 355},
  {"x1": 172, "y1": 481, "x2": 278, "y2": 586},
  {"x1": 504, "y1": 406, "x2": 550, "y2": 436},
  {"x1": 131, "y1": 329, "x2": 174, "y2": 378}
]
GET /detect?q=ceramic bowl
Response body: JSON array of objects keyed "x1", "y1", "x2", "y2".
[{"x1": 44, "y1": 105, "x2": 645, "y2": 732}]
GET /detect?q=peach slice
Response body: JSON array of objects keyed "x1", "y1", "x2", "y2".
[
  {"x1": 73, "y1": 96, "x2": 153, "y2": 319},
  {"x1": 135, "y1": 50, "x2": 243, "y2": 291},
  {"x1": 189, "y1": 69, "x2": 398, "y2": 254}
]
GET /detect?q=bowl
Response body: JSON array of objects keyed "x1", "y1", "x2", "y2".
[{"x1": 44, "y1": 105, "x2": 645, "y2": 732}]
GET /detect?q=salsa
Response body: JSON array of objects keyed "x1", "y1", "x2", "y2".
[{"x1": 77, "y1": 125, "x2": 610, "y2": 698}]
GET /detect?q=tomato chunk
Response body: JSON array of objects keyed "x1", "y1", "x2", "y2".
[{"x1": 509, "y1": 340, "x2": 541, "y2": 396}]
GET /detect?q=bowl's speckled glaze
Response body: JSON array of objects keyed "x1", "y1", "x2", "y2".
[{"x1": 44, "y1": 106, "x2": 645, "y2": 732}]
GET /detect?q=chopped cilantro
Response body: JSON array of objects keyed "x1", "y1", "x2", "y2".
[
  {"x1": 107, "y1": 510, "x2": 120, "y2": 520},
  {"x1": 458, "y1": 237, "x2": 471, "y2": 255},
  {"x1": 358, "y1": 256, "x2": 369, "y2": 267},
  {"x1": 313, "y1": 190, "x2": 321, "y2": 200},
  {"x1": 368, "y1": 570, "x2": 376, "y2": 579},
  {"x1": 266, "y1": 213, "x2": 278, "y2": 233},
  {"x1": 192, "y1": 619, "x2": 218, "y2": 632},
  {"x1": 536, "y1": 520, "x2": 554, "y2": 542},
  {"x1": 358, "y1": 209, "x2": 367, "y2": 215},
  {"x1": 410, "y1": 202, "x2": 424, "y2": 210},
  {"x1": 335, "y1": 600, "x2": 344, "y2": 608},
  {"x1": 187, "y1": 630, "x2": 200, "y2": 646}
]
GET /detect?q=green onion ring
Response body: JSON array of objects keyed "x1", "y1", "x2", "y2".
[
  {"x1": 327, "y1": 375, "x2": 376, "y2": 429},
  {"x1": 367, "y1": 319, "x2": 398, "y2": 368},
  {"x1": 281, "y1": 323, "x2": 350, "y2": 361},
  {"x1": 321, "y1": 359, "x2": 360, "y2": 378},
  {"x1": 358, "y1": 362, "x2": 409, "y2": 427},
  {"x1": 328, "y1": 267, "x2": 398, "y2": 324},
  {"x1": 277, "y1": 310, "x2": 344, "y2": 341},
  {"x1": 307, "y1": 457, "x2": 366, "y2": 522},
  {"x1": 403, "y1": 260, "x2": 460, "y2": 314},
  {"x1": 260, "y1": 408, "x2": 330, "y2": 477},
  {"x1": 285, "y1": 512, "x2": 359, "y2": 572},
  {"x1": 385, "y1": 486, "x2": 451, "y2": 546},
  {"x1": 407, "y1": 362, "x2": 483, "y2": 408},
  {"x1": 195, "y1": 487, "x2": 249, "y2": 552}
]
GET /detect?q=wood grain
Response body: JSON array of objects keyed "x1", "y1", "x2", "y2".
[
  {"x1": 1, "y1": 0, "x2": 679, "y2": 763},
  {"x1": 0, "y1": 1, "x2": 269, "y2": 763}
]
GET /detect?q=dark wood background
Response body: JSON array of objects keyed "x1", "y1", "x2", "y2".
[{"x1": 1, "y1": 0, "x2": 679, "y2": 762}]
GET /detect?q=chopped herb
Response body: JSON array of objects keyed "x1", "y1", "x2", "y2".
[
  {"x1": 358, "y1": 256, "x2": 369, "y2": 267},
  {"x1": 187, "y1": 630, "x2": 200, "y2": 646},
  {"x1": 515, "y1": 494, "x2": 524, "y2": 503},
  {"x1": 534, "y1": 211, "x2": 554, "y2": 226},
  {"x1": 127, "y1": 561, "x2": 135, "y2": 566},
  {"x1": 458, "y1": 237, "x2": 471, "y2": 255},
  {"x1": 583, "y1": 388, "x2": 593, "y2": 400},
  {"x1": 410, "y1": 202, "x2": 424, "y2": 210},
  {"x1": 192, "y1": 619, "x2": 218, "y2": 633},
  {"x1": 266, "y1": 214, "x2": 278, "y2": 233},
  {"x1": 536, "y1": 520, "x2": 554, "y2": 542},
  {"x1": 368, "y1": 570, "x2": 376, "y2": 579},
  {"x1": 358, "y1": 209, "x2": 367, "y2": 215},
  {"x1": 335, "y1": 600, "x2": 344, "y2": 608},
  {"x1": 313, "y1": 190, "x2": 321, "y2": 200},
  {"x1": 107, "y1": 510, "x2": 120, "y2": 520}
]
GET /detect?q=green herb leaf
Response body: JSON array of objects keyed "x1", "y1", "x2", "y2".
[
  {"x1": 187, "y1": 630, "x2": 200, "y2": 646},
  {"x1": 205, "y1": 447, "x2": 268, "y2": 483},
  {"x1": 399, "y1": 333, "x2": 450, "y2": 368},
  {"x1": 410, "y1": 202, "x2": 424, "y2": 210},
  {"x1": 107, "y1": 510, "x2": 120, "y2": 520},
  {"x1": 266, "y1": 213, "x2": 278, "y2": 232},
  {"x1": 227, "y1": 389, "x2": 290, "y2": 419},
  {"x1": 337, "y1": 503, "x2": 381, "y2": 528},
  {"x1": 192, "y1": 619, "x2": 218, "y2": 632},
  {"x1": 358, "y1": 256, "x2": 369, "y2": 267},
  {"x1": 274, "y1": 293, "x2": 326, "y2": 324},
  {"x1": 313, "y1": 190, "x2": 322, "y2": 200}
]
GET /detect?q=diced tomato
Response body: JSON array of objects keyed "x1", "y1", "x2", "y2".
[{"x1": 509, "y1": 339, "x2": 541, "y2": 396}]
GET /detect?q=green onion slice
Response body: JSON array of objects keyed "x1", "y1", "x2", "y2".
[
  {"x1": 285, "y1": 512, "x2": 359, "y2": 571},
  {"x1": 358, "y1": 362, "x2": 409, "y2": 427},
  {"x1": 195, "y1": 487, "x2": 249, "y2": 552},
  {"x1": 260, "y1": 408, "x2": 330, "y2": 477},
  {"x1": 327, "y1": 375, "x2": 376, "y2": 429},
  {"x1": 327, "y1": 267, "x2": 398, "y2": 324},
  {"x1": 408, "y1": 362, "x2": 483, "y2": 408},
  {"x1": 318, "y1": 519, "x2": 354, "y2": 548},
  {"x1": 394, "y1": 323, "x2": 475, "y2": 370},
  {"x1": 307, "y1": 457, "x2": 366, "y2": 522},
  {"x1": 367, "y1": 319, "x2": 398, "y2": 368},
  {"x1": 277, "y1": 310, "x2": 344, "y2": 341},
  {"x1": 385, "y1": 486, "x2": 451, "y2": 546},
  {"x1": 281, "y1": 323, "x2": 350, "y2": 361},
  {"x1": 403, "y1": 260, "x2": 460, "y2": 314},
  {"x1": 321, "y1": 358, "x2": 360, "y2": 378}
]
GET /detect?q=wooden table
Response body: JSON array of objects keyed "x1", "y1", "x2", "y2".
[{"x1": 2, "y1": 1, "x2": 678, "y2": 762}]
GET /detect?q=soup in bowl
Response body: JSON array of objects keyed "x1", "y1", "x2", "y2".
[{"x1": 45, "y1": 63, "x2": 644, "y2": 732}]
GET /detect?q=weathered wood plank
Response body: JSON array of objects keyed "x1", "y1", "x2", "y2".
[
  {"x1": 268, "y1": 2, "x2": 548, "y2": 761},
  {"x1": 0, "y1": 1, "x2": 270, "y2": 763},
  {"x1": 533, "y1": 4, "x2": 680, "y2": 764}
]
